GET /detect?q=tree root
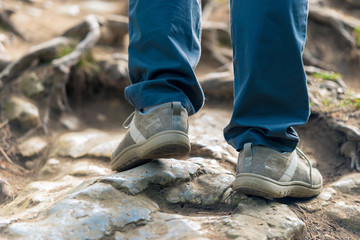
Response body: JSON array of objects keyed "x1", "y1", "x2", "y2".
[
  {"x1": 309, "y1": 5, "x2": 360, "y2": 49},
  {"x1": 0, "y1": 37, "x2": 73, "y2": 87}
]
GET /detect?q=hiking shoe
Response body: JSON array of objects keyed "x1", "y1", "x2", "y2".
[
  {"x1": 232, "y1": 143, "x2": 323, "y2": 198},
  {"x1": 111, "y1": 101, "x2": 190, "y2": 172}
]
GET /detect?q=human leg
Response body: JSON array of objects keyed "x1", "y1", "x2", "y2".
[
  {"x1": 111, "y1": 0, "x2": 203, "y2": 171},
  {"x1": 125, "y1": 0, "x2": 204, "y2": 116},
  {"x1": 227, "y1": 0, "x2": 323, "y2": 198},
  {"x1": 224, "y1": 0, "x2": 310, "y2": 153}
]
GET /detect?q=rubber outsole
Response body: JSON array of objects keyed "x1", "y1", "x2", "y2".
[
  {"x1": 111, "y1": 130, "x2": 190, "y2": 172},
  {"x1": 232, "y1": 173, "x2": 323, "y2": 198}
]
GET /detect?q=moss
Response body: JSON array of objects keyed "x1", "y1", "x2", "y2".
[
  {"x1": 56, "y1": 44, "x2": 76, "y2": 59},
  {"x1": 355, "y1": 26, "x2": 360, "y2": 48},
  {"x1": 311, "y1": 71, "x2": 342, "y2": 81}
]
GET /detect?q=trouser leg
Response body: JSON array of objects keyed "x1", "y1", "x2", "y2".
[
  {"x1": 224, "y1": 0, "x2": 310, "y2": 152},
  {"x1": 125, "y1": 0, "x2": 204, "y2": 115}
]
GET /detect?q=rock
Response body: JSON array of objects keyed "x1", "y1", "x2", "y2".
[
  {"x1": 57, "y1": 5, "x2": 80, "y2": 16},
  {"x1": 21, "y1": 73, "x2": 45, "y2": 98},
  {"x1": 164, "y1": 173, "x2": 234, "y2": 205},
  {"x1": 2, "y1": 183, "x2": 159, "y2": 240},
  {"x1": 237, "y1": 198, "x2": 305, "y2": 239},
  {"x1": 101, "y1": 159, "x2": 201, "y2": 195},
  {"x1": 37, "y1": 158, "x2": 64, "y2": 179},
  {"x1": 188, "y1": 157, "x2": 233, "y2": 175},
  {"x1": 18, "y1": 136, "x2": 47, "y2": 157},
  {"x1": 25, "y1": 7, "x2": 42, "y2": 17},
  {"x1": 6, "y1": 96, "x2": 40, "y2": 130},
  {"x1": 69, "y1": 161, "x2": 111, "y2": 177},
  {"x1": 81, "y1": 1, "x2": 121, "y2": 13},
  {"x1": 317, "y1": 187, "x2": 337, "y2": 206},
  {"x1": 87, "y1": 139, "x2": 119, "y2": 158},
  {"x1": 0, "y1": 178, "x2": 83, "y2": 219},
  {"x1": 325, "y1": 201, "x2": 360, "y2": 232},
  {"x1": 59, "y1": 113, "x2": 82, "y2": 130},
  {"x1": 199, "y1": 71, "x2": 234, "y2": 100},
  {"x1": 53, "y1": 129, "x2": 119, "y2": 158},
  {"x1": 115, "y1": 212, "x2": 206, "y2": 240},
  {"x1": 0, "y1": 179, "x2": 13, "y2": 204},
  {"x1": 330, "y1": 173, "x2": 360, "y2": 194}
]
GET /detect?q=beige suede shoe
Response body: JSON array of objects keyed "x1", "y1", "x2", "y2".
[
  {"x1": 233, "y1": 143, "x2": 323, "y2": 198},
  {"x1": 111, "y1": 102, "x2": 190, "y2": 172}
]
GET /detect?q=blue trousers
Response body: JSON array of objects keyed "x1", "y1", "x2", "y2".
[{"x1": 125, "y1": 0, "x2": 310, "y2": 152}]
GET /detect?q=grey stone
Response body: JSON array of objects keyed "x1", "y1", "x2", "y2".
[
  {"x1": 237, "y1": 198, "x2": 305, "y2": 239},
  {"x1": 0, "y1": 179, "x2": 13, "y2": 204},
  {"x1": 60, "y1": 113, "x2": 82, "y2": 130},
  {"x1": 25, "y1": 6, "x2": 42, "y2": 17},
  {"x1": 200, "y1": 71, "x2": 234, "y2": 100},
  {"x1": 164, "y1": 173, "x2": 234, "y2": 205},
  {"x1": 101, "y1": 159, "x2": 201, "y2": 195},
  {"x1": 18, "y1": 136, "x2": 47, "y2": 157},
  {"x1": 81, "y1": 1, "x2": 121, "y2": 13},
  {"x1": 57, "y1": 5, "x2": 80, "y2": 16},
  {"x1": 2, "y1": 183, "x2": 159, "y2": 240},
  {"x1": 188, "y1": 157, "x2": 233, "y2": 175},
  {"x1": 330, "y1": 173, "x2": 360, "y2": 194},
  {"x1": 88, "y1": 138, "x2": 120, "y2": 158},
  {"x1": 53, "y1": 129, "x2": 119, "y2": 158},
  {"x1": 220, "y1": 188, "x2": 247, "y2": 207},
  {"x1": 325, "y1": 201, "x2": 360, "y2": 232},
  {"x1": 37, "y1": 158, "x2": 64, "y2": 179},
  {"x1": 69, "y1": 161, "x2": 111, "y2": 177},
  {"x1": 115, "y1": 212, "x2": 206, "y2": 240},
  {"x1": 6, "y1": 96, "x2": 40, "y2": 130}
]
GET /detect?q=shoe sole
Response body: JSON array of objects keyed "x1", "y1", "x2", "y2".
[
  {"x1": 111, "y1": 130, "x2": 190, "y2": 172},
  {"x1": 233, "y1": 173, "x2": 323, "y2": 198}
]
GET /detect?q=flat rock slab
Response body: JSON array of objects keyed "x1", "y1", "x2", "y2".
[
  {"x1": 18, "y1": 136, "x2": 47, "y2": 157},
  {"x1": 53, "y1": 129, "x2": 122, "y2": 158},
  {"x1": 101, "y1": 159, "x2": 201, "y2": 195},
  {"x1": 164, "y1": 173, "x2": 235, "y2": 205},
  {"x1": 2, "y1": 183, "x2": 159, "y2": 240}
]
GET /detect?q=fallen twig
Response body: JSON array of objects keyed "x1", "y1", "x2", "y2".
[
  {"x1": 0, "y1": 119, "x2": 8, "y2": 130},
  {"x1": 0, "y1": 145, "x2": 14, "y2": 164}
]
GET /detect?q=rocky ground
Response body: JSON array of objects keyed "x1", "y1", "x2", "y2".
[{"x1": 1, "y1": 0, "x2": 360, "y2": 239}]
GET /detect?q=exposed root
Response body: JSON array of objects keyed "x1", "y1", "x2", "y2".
[
  {"x1": 51, "y1": 15, "x2": 101, "y2": 115},
  {"x1": 53, "y1": 15, "x2": 101, "y2": 73},
  {"x1": 0, "y1": 37, "x2": 73, "y2": 86},
  {"x1": 309, "y1": 5, "x2": 360, "y2": 49},
  {"x1": 0, "y1": 145, "x2": 14, "y2": 164}
]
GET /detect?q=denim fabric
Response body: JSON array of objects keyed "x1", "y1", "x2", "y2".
[
  {"x1": 125, "y1": 0, "x2": 204, "y2": 115},
  {"x1": 125, "y1": 0, "x2": 310, "y2": 152}
]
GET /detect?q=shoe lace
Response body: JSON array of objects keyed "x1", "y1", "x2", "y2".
[
  {"x1": 296, "y1": 147, "x2": 313, "y2": 188},
  {"x1": 122, "y1": 112, "x2": 135, "y2": 129}
]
